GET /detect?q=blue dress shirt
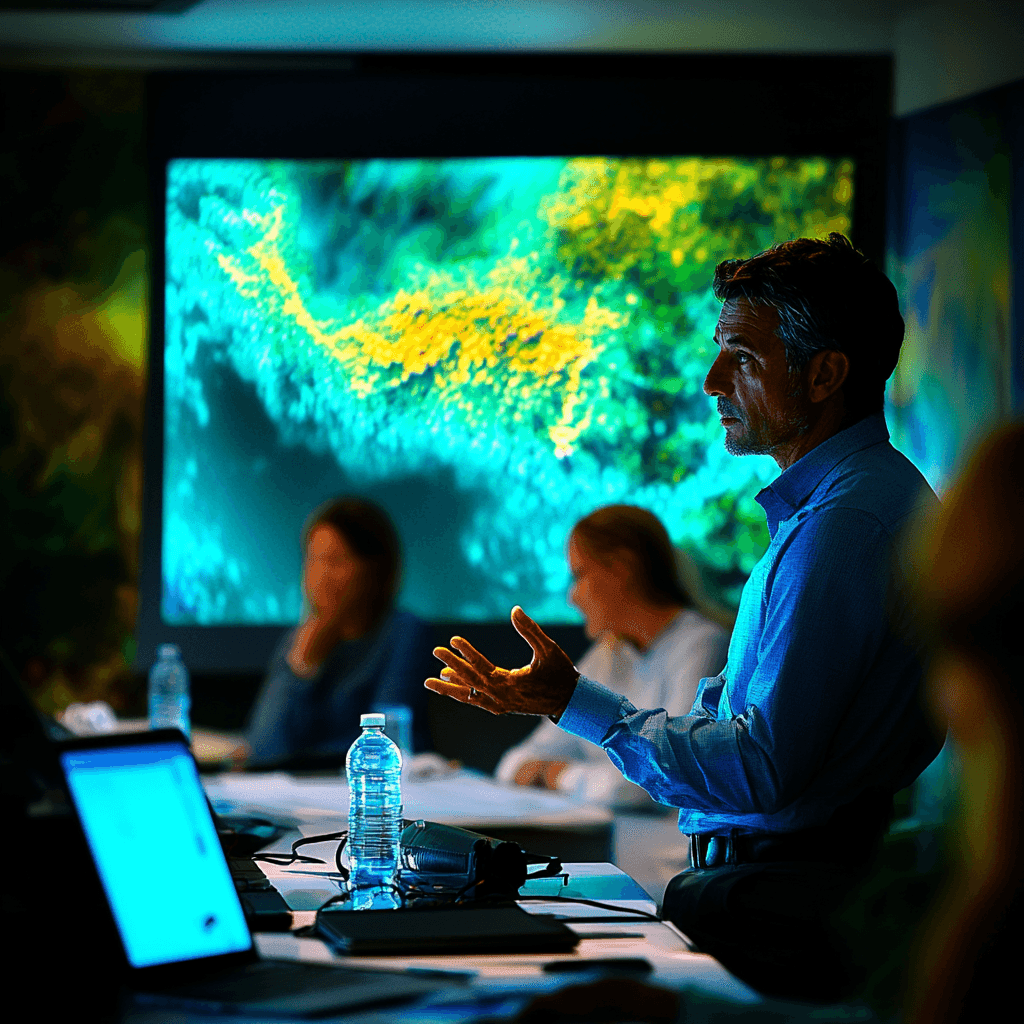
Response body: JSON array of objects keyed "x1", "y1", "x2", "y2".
[{"x1": 558, "y1": 414, "x2": 943, "y2": 835}]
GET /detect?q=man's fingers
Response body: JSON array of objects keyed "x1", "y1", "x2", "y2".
[
  {"x1": 432, "y1": 644, "x2": 461, "y2": 666},
  {"x1": 424, "y1": 676, "x2": 474, "y2": 704},
  {"x1": 430, "y1": 645, "x2": 501, "y2": 703},
  {"x1": 427, "y1": 646, "x2": 480, "y2": 694},
  {"x1": 449, "y1": 635, "x2": 496, "y2": 674},
  {"x1": 432, "y1": 645, "x2": 480, "y2": 679},
  {"x1": 510, "y1": 605, "x2": 554, "y2": 657},
  {"x1": 424, "y1": 676, "x2": 503, "y2": 715}
]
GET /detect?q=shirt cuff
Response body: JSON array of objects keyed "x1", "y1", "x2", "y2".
[{"x1": 557, "y1": 675, "x2": 630, "y2": 746}]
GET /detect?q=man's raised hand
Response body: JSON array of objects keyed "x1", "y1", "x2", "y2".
[{"x1": 425, "y1": 606, "x2": 580, "y2": 717}]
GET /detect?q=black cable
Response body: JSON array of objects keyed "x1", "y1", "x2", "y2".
[
  {"x1": 522, "y1": 853, "x2": 564, "y2": 881},
  {"x1": 317, "y1": 891, "x2": 351, "y2": 912},
  {"x1": 253, "y1": 829, "x2": 347, "y2": 866},
  {"x1": 516, "y1": 894, "x2": 661, "y2": 922},
  {"x1": 334, "y1": 831, "x2": 349, "y2": 882}
]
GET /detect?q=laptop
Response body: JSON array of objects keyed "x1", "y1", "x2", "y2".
[{"x1": 57, "y1": 729, "x2": 449, "y2": 1017}]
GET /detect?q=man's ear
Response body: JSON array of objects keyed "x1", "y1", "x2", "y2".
[{"x1": 806, "y1": 349, "x2": 850, "y2": 404}]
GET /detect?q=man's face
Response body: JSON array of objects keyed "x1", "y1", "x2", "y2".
[{"x1": 703, "y1": 298, "x2": 810, "y2": 460}]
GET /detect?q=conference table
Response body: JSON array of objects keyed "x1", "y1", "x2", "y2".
[
  {"x1": 163, "y1": 767, "x2": 765, "y2": 1023},
  {"x1": 203, "y1": 766, "x2": 616, "y2": 860}
]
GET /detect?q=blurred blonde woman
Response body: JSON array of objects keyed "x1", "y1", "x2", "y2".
[{"x1": 496, "y1": 505, "x2": 730, "y2": 807}]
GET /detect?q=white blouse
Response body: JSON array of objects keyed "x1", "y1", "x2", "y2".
[{"x1": 494, "y1": 608, "x2": 730, "y2": 807}]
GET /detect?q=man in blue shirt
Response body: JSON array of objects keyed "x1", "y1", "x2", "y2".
[{"x1": 427, "y1": 234, "x2": 942, "y2": 1001}]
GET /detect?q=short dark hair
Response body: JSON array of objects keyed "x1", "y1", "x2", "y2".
[
  {"x1": 572, "y1": 505, "x2": 691, "y2": 608},
  {"x1": 712, "y1": 233, "x2": 904, "y2": 418},
  {"x1": 301, "y1": 497, "x2": 400, "y2": 627}
]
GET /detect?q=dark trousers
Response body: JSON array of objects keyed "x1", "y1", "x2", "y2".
[{"x1": 662, "y1": 860, "x2": 863, "y2": 1003}]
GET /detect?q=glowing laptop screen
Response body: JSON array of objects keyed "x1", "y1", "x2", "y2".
[{"x1": 61, "y1": 740, "x2": 253, "y2": 968}]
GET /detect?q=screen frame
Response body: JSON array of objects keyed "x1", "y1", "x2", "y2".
[
  {"x1": 139, "y1": 51, "x2": 892, "y2": 672},
  {"x1": 56, "y1": 729, "x2": 259, "y2": 985}
]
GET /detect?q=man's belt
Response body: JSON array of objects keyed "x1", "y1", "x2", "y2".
[
  {"x1": 688, "y1": 789, "x2": 896, "y2": 870},
  {"x1": 688, "y1": 830, "x2": 847, "y2": 869}
]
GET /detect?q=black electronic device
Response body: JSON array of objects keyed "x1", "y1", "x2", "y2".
[
  {"x1": 225, "y1": 853, "x2": 294, "y2": 932},
  {"x1": 211, "y1": 805, "x2": 295, "y2": 929},
  {"x1": 399, "y1": 819, "x2": 554, "y2": 899},
  {"x1": 543, "y1": 957, "x2": 653, "y2": 975},
  {"x1": 317, "y1": 901, "x2": 578, "y2": 957},
  {"x1": 216, "y1": 812, "x2": 291, "y2": 857}
]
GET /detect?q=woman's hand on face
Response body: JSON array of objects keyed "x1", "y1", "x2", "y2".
[
  {"x1": 512, "y1": 759, "x2": 570, "y2": 790},
  {"x1": 287, "y1": 613, "x2": 342, "y2": 676}
]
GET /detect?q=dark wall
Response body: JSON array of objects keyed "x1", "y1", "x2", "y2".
[{"x1": 0, "y1": 70, "x2": 148, "y2": 714}]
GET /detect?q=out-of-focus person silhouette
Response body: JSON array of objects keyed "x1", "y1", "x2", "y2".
[
  {"x1": 509, "y1": 422, "x2": 1024, "y2": 1024},
  {"x1": 245, "y1": 497, "x2": 431, "y2": 769},
  {"x1": 900, "y1": 419, "x2": 1024, "y2": 1024},
  {"x1": 495, "y1": 505, "x2": 730, "y2": 807}
]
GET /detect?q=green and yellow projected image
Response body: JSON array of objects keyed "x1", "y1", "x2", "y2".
[{"x1": 164, "y1": 156, "x2": 853, "y2": 624}]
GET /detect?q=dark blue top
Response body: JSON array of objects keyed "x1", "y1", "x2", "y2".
[
  {"x1": 559, "y1": 414, "x2": 944, "y2": 834},
  {"x1": 245, "y1": 609, "x2": 432, "y2": 768}
]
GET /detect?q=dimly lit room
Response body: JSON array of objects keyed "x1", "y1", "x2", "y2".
[{"x1": 2, "y1": 2, "x2": 1023, "y2": 1022}]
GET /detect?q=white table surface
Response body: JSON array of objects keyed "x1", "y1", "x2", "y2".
[{"x1": 203, "y1": 768, "x2": 613, "y2": 829}]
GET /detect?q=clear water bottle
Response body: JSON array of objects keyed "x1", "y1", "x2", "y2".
[
  {"x1": 148, "y1": 643, "x2": 191, "y2": 738},
  {"x1": 346, "y1": 712, "x2": 403, "y2": 909}
]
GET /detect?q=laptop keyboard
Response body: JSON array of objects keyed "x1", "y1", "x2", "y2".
[
  {"x1": 146, "y1": 958, "x2": 445, "y2": 1016},
  {"x1": 170, "y1": 960, "x2": 367, "y2": 1000}
]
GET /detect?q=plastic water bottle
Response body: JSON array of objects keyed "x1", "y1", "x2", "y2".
[
  {"x1": 148, "y1": 643, "x2": 191, "y2": 738},
  {"x1": 346, "y1": 713, "x2": 403, "y2": 909}
]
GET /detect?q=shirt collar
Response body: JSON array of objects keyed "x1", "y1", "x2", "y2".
[{"x1": 755, "y1": 414, "x2": 890, "y2": 537}]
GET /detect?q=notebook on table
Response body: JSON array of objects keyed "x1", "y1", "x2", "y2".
[{"x1": 57, "y1": 730, "x2": 448, "y2": 1017}]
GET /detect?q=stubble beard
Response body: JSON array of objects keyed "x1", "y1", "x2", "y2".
[{"x1": 719, "y1": 377, "x2": 811, "y2": 457}]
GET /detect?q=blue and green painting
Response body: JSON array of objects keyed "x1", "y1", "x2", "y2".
[
  {"x1": 887, "y1": 89, "x2": 1017, "y2": 492},
  {"x1": 164, "y1": 156, "x2": 854, "y2": 624}
]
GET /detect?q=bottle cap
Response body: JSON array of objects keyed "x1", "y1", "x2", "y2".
[
  {"x1": 157, "y1": 643, "x2": 181, "y2": 659},
  {"x1": 360, "y1": 713, "x2": 386, "y2": 728}
]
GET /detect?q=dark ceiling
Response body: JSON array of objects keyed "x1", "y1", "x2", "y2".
[{"x1": 0, "y1": 1, "x2": 199, "y2": 12}]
